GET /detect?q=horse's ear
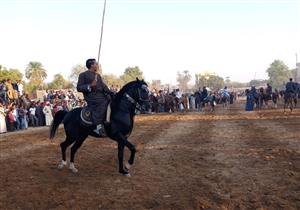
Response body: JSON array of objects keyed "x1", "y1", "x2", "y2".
[{"x1": 136, "y1": 77, "x2": 140, "y2": 82}]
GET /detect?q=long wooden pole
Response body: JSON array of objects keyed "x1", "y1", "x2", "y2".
[{"x1": 97, "y1": 0, "x2": 107, "y2": 63}]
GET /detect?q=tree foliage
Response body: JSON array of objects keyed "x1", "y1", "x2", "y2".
[
  {"x1": 102, "y1": 74, "x2": 124, "y2": 88},
  {"x1": 249, "y1": 79, "x2": 268, "y2": 87},
  {"x1": 120, "y1": 66, "x2": 144, "y2": 84},
  {"x1": 25, "y1": 61, "x2": 47, "y2": 88},
  {"x1": 69, "y1": 64, "x2": 86, "y2": 85},
  {"x1": 195, "y1": 72, "x2": 224, "y2": 90},
  {"x1": 266, "y1": 60, "x2": 291, "y2": 88},
  {"x1": 177, "y1": 70, "x2": 191, "y2": 92},
  {"x1": 48, "y1": 73, "x2": 73, "y2": 90},
  {"x1": 0, "y1": 65, "x2": 23, "y2": 81}
]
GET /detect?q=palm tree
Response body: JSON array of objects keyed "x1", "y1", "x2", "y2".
[{"x1": 25, "y1": 62, "x2": 47, "y2": 89}]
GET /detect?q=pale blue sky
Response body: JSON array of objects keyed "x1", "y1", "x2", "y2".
[{"x1": 0, "y1": 0, "x2": 299, "y2": 84}]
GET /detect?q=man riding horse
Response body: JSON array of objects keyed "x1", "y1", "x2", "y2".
[
  {"x1": 266, "y1": 83, "x2": 272, "y2": 100},
  {"x1": 285, "y1": 78, "x2": 297, "y2": 99},
  {"x1": 77, "y1": 59, "x2": 114, "y2": 136}
]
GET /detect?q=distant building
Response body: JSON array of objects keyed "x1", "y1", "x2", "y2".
[{"x1": 297, "y1": 63, "x2": 300, "y2": 83}]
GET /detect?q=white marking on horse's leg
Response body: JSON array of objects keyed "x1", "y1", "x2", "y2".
[
  {"x1": 58, "y1": 160, "x2": 67, "y2": 170},
  {"x1": 69, "y1": 162, "x2": 78, "y2": 173},
  {"x1": 125, "y1": 162, "x2": 131, "y2": 171},
  {"x1": 124, "y1": 173, "x2": 131, "y2": 177}
]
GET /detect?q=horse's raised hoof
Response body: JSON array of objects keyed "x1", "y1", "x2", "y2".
[
  {"x1": 124, "y1": 163, "x2": 131, "y2": 171},
  {"x1": 119, "y1": 170, "x2": 131, "y2": 177},
  {"x1": 69, "y1": 163, "x2": 78, "y2": 173},
  {"x1": 58, "y1": 160, "x2": 67, "y2": 170}
]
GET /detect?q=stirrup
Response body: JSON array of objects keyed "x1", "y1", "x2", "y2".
[{"x1": 93, "y1": 124, "x2": 107, "y2": 137}]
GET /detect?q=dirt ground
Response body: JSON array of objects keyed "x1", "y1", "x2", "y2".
[{"x1": 0, "y1": 104, "x2": 300, "y2": 210}]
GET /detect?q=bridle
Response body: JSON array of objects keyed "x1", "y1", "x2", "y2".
[{"x1": 124, "y1": 84, "x2": 149, "y2": 112}]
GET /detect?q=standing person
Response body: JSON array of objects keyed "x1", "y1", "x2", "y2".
[
  {"x1": 17, "y1": 80, "x2": 24, "y2": 96},
  {"x1": 157, "y1": 90, "x2": 165, "y2": 113},
  {"x1": 245, "y1": 89, "x2": 254, "y2": 111},
  {"x1": 272, "y1": 88, "x2": 279, "y2": 108},
  {"x1": 0, "y1": 80, "x2": 7, "y2": 104},
  {"x1": 77, "y1": 58, "x2": 114, "y2": 136},
  {"x1": 18, "y1": 105, "x2": 26, "y2": 130},
  {"x1": 29, "y1": 104, "x2": 38, "y2": 127},
  {"x1": 12, "y1": 104, "x2": 20, "y2": 130},
  {"x1": 202, "y1": 86, "x2": 208, "y2": 100},
  {"x1": 43, "y1": 102, "x2": 53, "y2": 126},
  {"x1": 0, "y1": 103, "x2": 7, "y2": 133},
  {"x1": 35, "y1": 102, "x2": 45, "y2": 126},
  {"x1": 7, "y1": 109, "x2": 15, "y2": 131}
]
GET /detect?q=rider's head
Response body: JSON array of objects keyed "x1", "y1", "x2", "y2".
[
  {"x1": 290, "y1": 78, "x2": 293, "y2": 82},
  {"x1": 224, "y1": 86, "x2": 227, "y2": 89},
  {"x1": 86, "y1": 59, "x2": 98, "y2": 72}
]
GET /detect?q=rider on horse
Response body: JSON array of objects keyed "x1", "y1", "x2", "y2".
[
  {"x1": 266, "y1": 83, "x2": 272, "y2": 100},
  {"x1": 222, "y1": 86, "x2": 230, "y2": 98},
  {"x1": 77, "y1": 59, "x2": 114, "y2": 136},
  {"x1": 285, "y1": 78, "x2": 297, "y2": 99}
]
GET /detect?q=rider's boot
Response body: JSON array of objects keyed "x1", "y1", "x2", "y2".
[{"x1": 93, "y1": 124, "x2": 107, "y2": 137}]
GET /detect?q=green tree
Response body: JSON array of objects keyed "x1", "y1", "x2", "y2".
[
  {"x1": 195, "y1": 72, "x2": 224, "y2": 90},
  {"x1": 177, "y1": 70, "x2": 191, "y2": 92},
  {"x1": 266, "y1": 60, "x2": 291, "y2": 88},
  {"x1": 0, "y1": 67, "x2": 23, "y2": 81},
  {"x1": 249, "y1": 79, "x2": 268, "y2": 87},
  {"x1": 102, "y1": 74, "x2": 124, "y2": 88},
  {"x1": 120, "y1": 66, "x2": 144, "y2": 84},
  {"x1": 48, "y1": 73, "x2": 72, "y2": 90},
  {"x1": 69, "y1": 64, "x2": 86, "y2": 85},
  {"x1": 25, "y1": 61, "x2": 47, "y2": 89}
]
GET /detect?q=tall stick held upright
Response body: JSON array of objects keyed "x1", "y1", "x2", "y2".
[{"x1": 97, "y1": 0, "x2": 107, "y2": 63}]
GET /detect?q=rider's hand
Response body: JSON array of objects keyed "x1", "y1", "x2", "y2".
[{"x1": 90, "y1": 80, "x2": 97, "y2": 87}]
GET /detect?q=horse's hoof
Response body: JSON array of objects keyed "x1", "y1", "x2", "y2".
[
  {"x1": 58, "y1": 160, "x2": 67, "y2": 170},
  {"x1": 70, "y1": 167, "x2": 78, "y2": 173},
  {"x1": 69, "y1": 163, "x2": 78, "y2": 173},
  {"x1": 120, "y1": 172, "x2": 131, "y2": 177},
  {"x1": 124, "y1": 163, "x2": 131, "y2": 171}
]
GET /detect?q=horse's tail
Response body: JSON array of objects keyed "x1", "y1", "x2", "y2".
[{"x1": 50, "y1": 110, "x2": 68, "y2": 139}]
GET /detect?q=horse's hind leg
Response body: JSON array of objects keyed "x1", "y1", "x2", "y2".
[
  {"x1": 58, "y1": 136, "x2": 74, "y2": 169},
  {"x1": 69, "y1": 136, "x2": 87, "y2": 173}
]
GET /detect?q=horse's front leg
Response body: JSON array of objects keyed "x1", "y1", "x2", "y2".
[
  {"x1": 124, "y1": 140, "x2": 136, "y2": 171},
  {"x1": 117, "y1": 140, "x2": 130, "y2": 176}
]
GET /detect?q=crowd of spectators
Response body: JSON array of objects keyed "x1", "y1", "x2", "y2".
[
  {"x1": 0, "y1": 78, "x2": 238, "y2": 134},
  {"x1": 0, "y1": 79, "x2": 86, "y2": 134}
]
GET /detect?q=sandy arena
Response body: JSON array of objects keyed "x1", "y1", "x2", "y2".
[{"x1": 0, "y1": 104, "x2": 300, "y2": 210}]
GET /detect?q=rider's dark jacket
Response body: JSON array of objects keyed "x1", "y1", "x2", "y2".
[
  {"x1": 77, "y1": 70, "x2": 113, "y2": 124},
  {"x1": 285, "y1": 82, "x2": 297, "y2": 93},
  {"x1": 266, "y1": 86, "x2": 272, "y2": 95}
]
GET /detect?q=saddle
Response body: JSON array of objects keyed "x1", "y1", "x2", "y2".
[{"x1": 80, "y1": 103, "x2": 112, "y2": 127}]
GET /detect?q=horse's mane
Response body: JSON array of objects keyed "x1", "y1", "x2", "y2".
[{"x1": 112, "y1": 81, "x2": 138, "y2": 107}]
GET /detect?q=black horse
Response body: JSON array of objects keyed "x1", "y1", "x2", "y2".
[{"x1": 50, "y1": 79, "x2": 150, "y2": 176}]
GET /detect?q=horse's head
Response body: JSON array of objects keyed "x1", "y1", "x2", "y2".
[{"x1": 120, "y1": 78, "x2": 150, "y2": 112}]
